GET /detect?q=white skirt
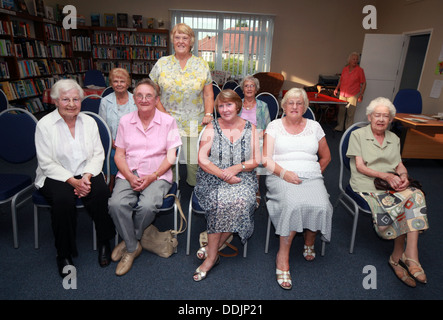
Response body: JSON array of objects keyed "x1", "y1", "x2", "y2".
[{"x1": 265, "y1": 174, "x2": 333, "y2": 242}]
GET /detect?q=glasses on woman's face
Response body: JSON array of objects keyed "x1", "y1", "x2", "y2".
[
  {"x1": 59, "y1": 97, "x2": 81, "y2": 105},
  {"x1": 135, "y1": 94, "x2": 156, "y2": 102},
  {"x1": 244, "y1": 84, "x2": 256, "y2": 88}
]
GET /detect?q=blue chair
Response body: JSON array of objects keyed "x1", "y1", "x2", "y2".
[
  {"x1": 33, "y1": 111, "x2": 113, "y2": 250},
  {"x1": 222, "y1": 80, "x2": 238, "y2": 90},
  {"x1": 213, "y1": 83, "x2": 221, "y2": 100},
  {"x1": 304, "y1": 107, "x2": 316, "y2": 120},
  {"x1": 186, "y1": 126, "x2": 248, "y2": 257},
  {"x1": 101, "y1": 86, "x2": 114, "y2": 98},
  {"x1": 157, "y1": 146, "x2": 184, "y2": 244},
  {"x1": 84, "y1": 70, "x2": 107, "y2": 88},
  {"x1": 81, "y1": 94, "x2": 102, "y2": 114},
  {"x1": 256, "y1": 92, "x2": 279, "y2": 120},
  {"x1": 0, "y1": 107, "x2": 38, "y2": 248},
  {"x1": 234, "y1": 85, "x2": 244, "y2": 99},
  {"x1": 0, "y1": 89, "x2": 9, "y2": 112},
  {"x1": 335, "y1": 121, "x2": 371, "y2": 253},
  {"x1": 393, "y1": 89, "x2": 422, "y2": 114}
]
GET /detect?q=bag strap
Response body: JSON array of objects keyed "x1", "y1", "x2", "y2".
[
  {"x1": 164, "y1": 193, "x2": 187, "y2": 235},
  {"x1": 218, "y1": 242, "x2": 239, "y2": 257}
]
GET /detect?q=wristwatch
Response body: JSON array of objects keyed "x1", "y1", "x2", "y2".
[
  {"x1": 241, "y1": 162, "x2": 246, "y2": 171},
  {"x1": 205, "y1": 113, "x2": 213, "y2": 117}
]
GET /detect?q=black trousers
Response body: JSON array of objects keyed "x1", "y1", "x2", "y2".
[{"x1": 39, "y1": 174, "x2": 116, "y2": 258}]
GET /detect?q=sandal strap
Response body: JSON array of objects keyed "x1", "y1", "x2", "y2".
[{"x1": 401, "y1": 254, "x2": 425, "y2": 278}]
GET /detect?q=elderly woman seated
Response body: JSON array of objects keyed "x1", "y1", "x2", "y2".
[
  {"x1": 347, "y1": 96, "x2": 429, "y2": 287},
  {"x1": 34, "y1": 79, "x2": 116, "y2": 277}
]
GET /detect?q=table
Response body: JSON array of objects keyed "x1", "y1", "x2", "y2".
[
  {"x1": 42, "y1": 88, "x2": 105, "y2": 105},
  {"x1": 394, "y1": 113, "x2": 443, "y2": 159},
  {"x1": 306, "y1": 92, "x2": 348, "y2": 122}
]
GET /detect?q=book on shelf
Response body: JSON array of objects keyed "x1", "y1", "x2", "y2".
[
  {"x1": 44, "y1": 5, "x2": 53, "y2": 20},
  {"x1": 104, "y1": 13, "x2": 115, "y2": 27},
  {"x1": 34, "y1": 0, "x2": 45, "y2": 17},
  {"x1": 132, "y1": 15, "x2": 142, "y2": 28},
  {"x1": 2, "y1": 0, "x2": 17, "y2": 11},
  {"x1": 15, "y1": 0, "x2": 28, "y2": 13},
  {"x1": 91, "y1": 13, "x2": 101, "y2": 27},
  {"x1": 116, "y1": 13, "x2": 128, "y2": 28},
  {"x1": 146, "y1": 18, "x2": 154, "y2": 29}
]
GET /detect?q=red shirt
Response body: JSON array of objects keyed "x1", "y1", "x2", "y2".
[{"x1": 339, "y1": 65, "x2": 366, "y2": 97}]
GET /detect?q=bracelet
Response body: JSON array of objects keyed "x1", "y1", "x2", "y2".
[
  {"x1": 279, "y1": 169, "x2": 287, "y2": 179},
  {"x1": 154, "y1": 171, "x2": 160, "y2": 180},
  {"x1": 205, "y1": 113, "x2": 213, "y2": 117}
]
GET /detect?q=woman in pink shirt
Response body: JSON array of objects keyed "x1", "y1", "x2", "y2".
[
  {"x1": 334, "y1": 52, "x2": 366, "y2": 131},
  {"x1": 108, "y1": 79, "x2": 182, "y2": 276}
]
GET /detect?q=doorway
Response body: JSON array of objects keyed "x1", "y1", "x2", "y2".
[{"x1": 398, "y1": 33, "x2": 431, "y2": 91}]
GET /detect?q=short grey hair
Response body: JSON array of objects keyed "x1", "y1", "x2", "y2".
[
  {"x1": 281, "y1": 88, "x2": 309, "y2": 114},
  {"x1": 240, "y1": 75, "x2": 260, "y2": 92},
  {"x1": 366, "y1": 97, "x2": 396, "y2": 118},
  {"x1": 50, "y1": 79, "x2": 84, "y2": 101}
]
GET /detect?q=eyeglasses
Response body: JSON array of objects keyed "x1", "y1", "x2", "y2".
[
  {"x1": 59, "y1": 97, "x2": 81, "y2": 104},
  {"x1": 244, "y1": 84, "x2": 256, "y2": 88},
  {"x1": 135, "y1": 94, "x2": 156, "y2": 101}
]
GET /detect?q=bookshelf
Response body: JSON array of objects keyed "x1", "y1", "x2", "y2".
[
  {"x1": 90, "y1": 27, "x2": 169, "y2": 86},
  {"x1": 0, "y1": 8, "x2": 82, "y2": 114},
  {"x1": 0, "y1": 8, "x2": 170, "y2": 114}
]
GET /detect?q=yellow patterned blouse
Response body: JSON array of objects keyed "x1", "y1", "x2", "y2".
[{"x1": 150, "y1": 55, "x2": 212, "y2": 137}]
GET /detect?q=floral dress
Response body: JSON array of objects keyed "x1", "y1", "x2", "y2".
[
  {"x1": 149, "y1": 54, "x2": 212, "y2": 137},
  {"x1": 194, "y1": 119, "x2": 258, "y2": 243}
]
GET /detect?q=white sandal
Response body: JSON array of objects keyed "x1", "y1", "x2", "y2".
[
  {"x1": 276, "y1": 268, "x2": 292, "y2": 290},
  {"x1": 303, "y1": 245, "x2": 316, "y2": 261}
]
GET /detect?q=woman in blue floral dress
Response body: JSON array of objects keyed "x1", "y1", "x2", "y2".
[{"x1": 193, "y1": 89, "x2": 260, "y2": 281}]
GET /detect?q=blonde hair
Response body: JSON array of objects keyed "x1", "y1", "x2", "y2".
[
  {"x1": 281, "y1": 88, "x2": 309, "y2": 114},
  {"x1": 171, "y1": 23, "x2": 195, "y2": 50},
  {"x1": 109, "y1": 68, "x2": 131, "y2": 85}
]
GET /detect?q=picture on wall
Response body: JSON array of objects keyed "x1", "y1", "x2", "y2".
[
  {"x1": 133, "y1": 15, "x2": 142, "y2": 28},
  {"x1": 104, "y1": 13, "x2": 115, "y2": 27},
  {"x1": 117, "y1": 13, "x2": 128, "y2": 28}
]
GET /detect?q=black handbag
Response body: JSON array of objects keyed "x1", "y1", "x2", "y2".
[{"x1": 374, "y1": 173, "x2": 424, "y2": 194}]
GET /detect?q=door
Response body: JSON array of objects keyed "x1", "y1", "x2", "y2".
[{"x1": 354, "y1": 34, "x2": 406, "y2": 123}]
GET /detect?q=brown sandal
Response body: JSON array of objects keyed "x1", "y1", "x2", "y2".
[
  {"x1": 388, "y1": 255, "x2": 416, "y2": 288},
  {"x1": 399, "y1": 253, "x2": 427, "y2": 284}
]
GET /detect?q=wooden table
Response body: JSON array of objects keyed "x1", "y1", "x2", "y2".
[{"x1": 394, "y1": 113, "x2": 443, "y2": 159}]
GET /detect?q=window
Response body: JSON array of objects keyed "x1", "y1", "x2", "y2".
[{"x1": 170, "y1": 9, "x2": 275, "y2": 80}]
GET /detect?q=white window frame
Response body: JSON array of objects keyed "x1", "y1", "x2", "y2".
[{"x1": 170, "y1": 9, "x2": 275, "y2": 79}]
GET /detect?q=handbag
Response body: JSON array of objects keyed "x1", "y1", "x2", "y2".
[
  {"x1": 374, "y1": 172, "x2": 424, "y2": 194},
  {"x1": 199, "y1": 230, "x2": 239, "y2": 257},
  {"x1": 140, "y1": 193, "x2": 187, "y2": 258}
]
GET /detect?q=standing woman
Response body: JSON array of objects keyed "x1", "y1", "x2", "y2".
[
  {"x1": 193, "y1": 89, "x2": 260, "y2": 281},
  {"x1": 99, "y1": 68, "x2": 137, "y2": 190},
  {"x1": 262, "y1": 88, "x2": 333, "y2": 290},
  {"x1": 334, "y1": 52, "x2": 366, "y2": 131},
  {"x1": 150, "y1": 23, "x2": 214, "y2": 186},
  {"x1": 34, "y1": 79, "x2": 116, "y2": 277}
]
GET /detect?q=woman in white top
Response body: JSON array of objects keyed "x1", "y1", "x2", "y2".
[
  {"x1": 262, "y1": 88, "x2": 333, "y2": 290},
  {"x1": 35, "y1": 79, "x2": 116, "y2": 277}
]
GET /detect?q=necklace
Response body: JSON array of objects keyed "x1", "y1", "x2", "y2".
[{"x1": 243, "y1": 99, "x2": 256, "y2": 110}]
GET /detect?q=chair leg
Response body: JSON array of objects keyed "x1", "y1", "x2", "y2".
[
  {"x1": 186, "y1": 201, "x2": 193, "y2": 255},
  {"x1": 34, "y1": 205, "x2": 39, "y2": 249},
  {"x1": 93, "y1": 222, "x2": 97, "y2": 251},
  {"x1": 11, "y1": 202, "x2": 18, "y2": 249},
  {"x1": 265, "y1": 215, "x2": 272, "y2": 253},
  {"x1": 321, "y1": 240, "x2": 326, "y2": 257},
  {"x1": 349, "y1": 208, "x2": 360, "y2": 254}
]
